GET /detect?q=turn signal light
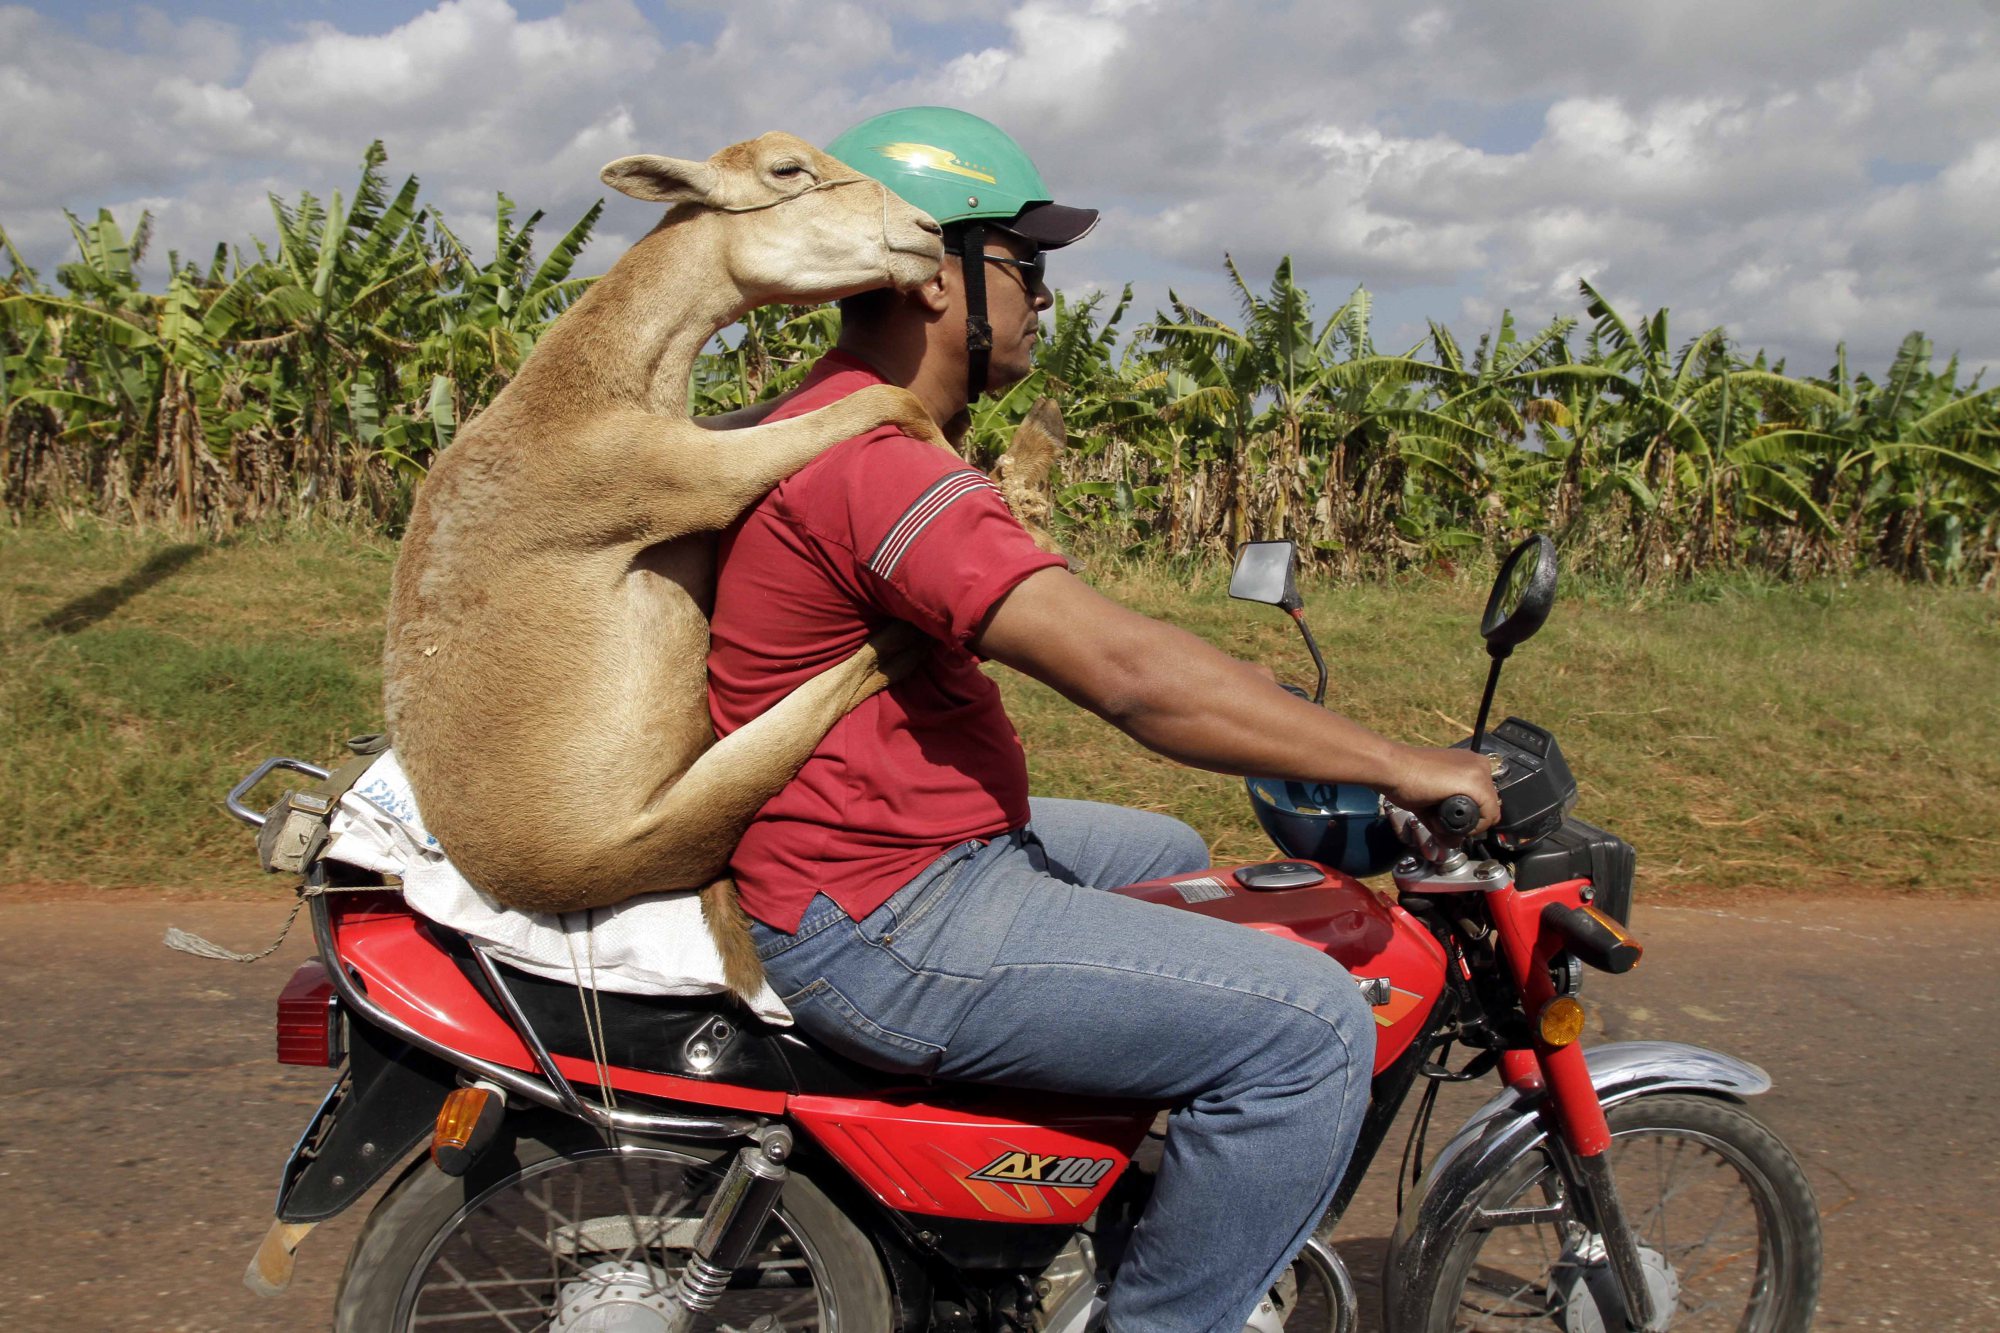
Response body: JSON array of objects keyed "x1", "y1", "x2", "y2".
[
  {"x1": 1538, "y1": 996, "x2": 1587, "y2": 1047},
  {"x1": 432, "y1": 1086, "x2": 505, "y2": 1176}
]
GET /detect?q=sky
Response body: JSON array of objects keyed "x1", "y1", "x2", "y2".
[{"x1": 3, "y1": 0, "x2": 1997, "y2": 380}]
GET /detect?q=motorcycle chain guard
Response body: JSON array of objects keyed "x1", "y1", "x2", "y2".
[{"x1": 1380, "y1": 1040, "x2": 1772, "y2": 1331}]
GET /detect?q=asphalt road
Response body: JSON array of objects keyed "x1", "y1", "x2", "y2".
[{"x1": 0, "y1": 893, "x2": 1994, "y2": 1330}]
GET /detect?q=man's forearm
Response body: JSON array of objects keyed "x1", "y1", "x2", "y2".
[{"x1": 979, "y1": 569, "x2": 1397, "y2": 787}]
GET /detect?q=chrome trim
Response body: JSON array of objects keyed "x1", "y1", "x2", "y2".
[
  {"x1": 1381, "y1": 1040, "x2": 1771, "y2": 1331},
  {"x1": 226, "y1": 757, "x2": 331, "y2": 827},
  {"x1": 1298, "y1": 1233, "x2": 1359, "y2": 1333},
  {"x1": 466, "y1": 944, "x2": 597, "y2": 1123},
  {"x1": 308, "y1": 896, "x2": 760, "y2": 1141}
]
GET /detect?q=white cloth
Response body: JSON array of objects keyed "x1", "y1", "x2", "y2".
[{"x1": 323, "y1": 750, "x2": 789, "y2": 1024}]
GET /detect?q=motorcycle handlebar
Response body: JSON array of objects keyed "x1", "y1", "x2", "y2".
[{"x1": 1437, "y1": 795, "x2": 1482, "y2": 836}]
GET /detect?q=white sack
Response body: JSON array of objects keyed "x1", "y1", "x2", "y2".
[{"x1": 324, "y1": 749, "x2": 789, "y2": 1025}]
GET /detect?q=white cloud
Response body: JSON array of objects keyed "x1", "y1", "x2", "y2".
[{"x1": 1, "y1": 0, "x2": 1996, "y2": 373}]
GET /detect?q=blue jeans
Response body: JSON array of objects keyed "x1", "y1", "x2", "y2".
[{"x1": 750, "y1": 798, "x2": 1376, "y2": 1333}]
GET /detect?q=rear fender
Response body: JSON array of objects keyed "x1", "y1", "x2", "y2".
[
  {"x1": 274, "y1": 1017, "x2": 458, "y2": 1223},
  {"x1": 1380, "y1": 1040, "x2": 1771, "y2": 1331}
]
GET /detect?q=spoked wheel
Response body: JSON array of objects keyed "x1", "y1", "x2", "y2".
[
  {"x1": 333, "y1": 1119, "x2": 892, "y2": 1332},
  {"x1": 1423, "y1": 1094, "x2": 1821, "y2": 1332}
]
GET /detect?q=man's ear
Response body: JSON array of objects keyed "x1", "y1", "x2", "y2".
[
  {"x1": 916, "y1": 259, "x2": 954, "y2": 316},
  {"x1": 601, "y1": 155, "x2": 719, "y2": 205}
]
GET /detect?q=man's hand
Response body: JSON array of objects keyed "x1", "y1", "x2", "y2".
[
  {"x1": 973, "y1": 568, "x2": 1499, "y2": 832},
  {"x1": 1377, "y1": 744, "x2": 1501, "y2": 836}
]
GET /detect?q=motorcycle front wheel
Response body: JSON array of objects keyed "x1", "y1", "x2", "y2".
[
  {"x1": 1421, "y1": 1093, "x2": 1822, "y2": 1332},
  {"x1": 332, "y1": 1117, "x2": 892, "y2": 1332}
]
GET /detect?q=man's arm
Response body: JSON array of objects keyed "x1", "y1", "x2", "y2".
[{"x1": 973, "y1": 567, "x2": 1501, "y2": 828}]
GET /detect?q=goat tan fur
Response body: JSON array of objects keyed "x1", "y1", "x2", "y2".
[{"x1": 384, "y1": 133, "x2": 947, "y2": 993}]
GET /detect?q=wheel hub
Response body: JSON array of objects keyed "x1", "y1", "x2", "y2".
[
  {"x1": 1552, "y1": 1239, "x2": 1679, "y2": 1333},
  {"x1": 551, "y1": 1260, "x2": 680, "y2": 1332}
]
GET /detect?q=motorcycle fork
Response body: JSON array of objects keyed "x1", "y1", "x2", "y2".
[{"x1": 1485, "y1": 883, "x2": 1659, "y2": 1331}]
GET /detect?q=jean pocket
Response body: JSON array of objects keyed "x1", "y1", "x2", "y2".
[
  {"x1": 781, "y1": 978, "x2": 944, "y2": 1075},
  {"x1": 876, "y1": 855, "x2": 969, "y2": 941},
  {"x1": 753, "y1": 894, "x2": 847, "y2": 963}
]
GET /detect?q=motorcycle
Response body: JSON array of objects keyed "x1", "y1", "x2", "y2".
[{"x1": 230, "y1": 533, "x2": 1821, "y2": 1332}]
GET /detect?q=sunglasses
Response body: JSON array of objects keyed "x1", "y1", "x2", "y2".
[{"x1": 945, "y1": 244, "x2": 1047, "y2": 290}]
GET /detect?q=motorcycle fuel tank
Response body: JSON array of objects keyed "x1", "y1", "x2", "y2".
[{"x1": 1113, "y1": 863, "x2": 1448, "y2": 1072}]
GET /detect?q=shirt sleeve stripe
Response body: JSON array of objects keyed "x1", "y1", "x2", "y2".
[{"x1": 867, "y1": 471, "x2": 1000, "y2": 580}]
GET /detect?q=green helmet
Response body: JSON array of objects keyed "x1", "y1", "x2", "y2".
[
  {"x1": 827, "y1": 107, "x2": 1096, "y2": 402},
  {"x1": 827, "y1": 107, "x2": 1097, "y2": 248}
]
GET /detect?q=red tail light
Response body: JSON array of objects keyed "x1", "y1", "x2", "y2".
[{"x1": 276, "y1": 960, "x2": 343, "y2": 1067}]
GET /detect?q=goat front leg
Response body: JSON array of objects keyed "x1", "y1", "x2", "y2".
[{"x1": 654, "y1": 386, "x2": 948, "y2": 527}]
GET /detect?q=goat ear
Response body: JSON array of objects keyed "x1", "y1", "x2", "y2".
[{"x1": 601, "y1": 155, "x2": 719, "y2": 205}]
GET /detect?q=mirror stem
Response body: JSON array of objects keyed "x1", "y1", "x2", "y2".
[
  {"x1": 1289, "y1": 607, "x2": 1328, "y2": 706},
  {"x1": 1470, "y1": 648, "x2": 1510, "y2": 752}
]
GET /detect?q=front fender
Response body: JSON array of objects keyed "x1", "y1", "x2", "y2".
[{"x1": 1380, "y1": 1040, "x2": 1771, "y2": 1332}]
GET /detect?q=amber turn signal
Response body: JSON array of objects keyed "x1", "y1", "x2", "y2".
[
  {"x1": 432, "y1": 1085, "x2": 504, "y2": 1176},
  {"x1": 1538, "y1": 996, "x2": 1587, "y2": 1047}
]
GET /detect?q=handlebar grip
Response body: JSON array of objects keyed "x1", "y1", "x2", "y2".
[
  {"x1": 1437, "y1": 794, "x2": 1482, "y2": 836},
  {"x1": 1541, "y1": 903, "x2": 1644, "y2": 974}
]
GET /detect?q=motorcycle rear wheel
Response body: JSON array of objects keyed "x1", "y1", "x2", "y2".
[
  {"x1": 333, "y1": 1117, "x2": 892, "y2": 1332},
  {"x1": 1421, "y1": 1093, "x2": 1821, "y2": 1332}
]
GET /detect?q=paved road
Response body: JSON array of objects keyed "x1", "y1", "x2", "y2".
[{"x1": 0, "y1": 894, "x2": 1994, "y2": 1330}]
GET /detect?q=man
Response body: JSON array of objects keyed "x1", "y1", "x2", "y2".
[{"x1": 707, "y1": 106, "x2": 1499, "y2": 1333}]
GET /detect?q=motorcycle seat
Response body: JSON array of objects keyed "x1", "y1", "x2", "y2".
[{"x1": 428, "y1": 923, "x2": 913, "y2": 1099}]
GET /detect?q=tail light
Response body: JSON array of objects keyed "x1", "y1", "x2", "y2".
[{"x1": 276, "y1": 960, "x2": 344, "y2": 1067}]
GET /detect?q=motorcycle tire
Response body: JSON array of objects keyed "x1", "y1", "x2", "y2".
[
  {"x1": 1419, "y1": 1092, "x2": 1822, "y2": 1333},
  {"x1": 332, "y1": 1116, "x2": 893, "y2": 1332}
]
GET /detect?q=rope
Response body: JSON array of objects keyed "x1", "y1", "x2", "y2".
[
  {"x1": 161, "y1": 882, "x2": 379, "y2": 963},
  {"x1": 705, "y1": 175, "x2": 873, "y2": 214},
  {"x1": 561, "y1": 910, "x2": 623, "y2": 1148}
]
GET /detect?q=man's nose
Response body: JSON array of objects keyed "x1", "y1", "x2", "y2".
[{"x1": 1032, "y1": 281, "x2": 1053, "y2": 311}]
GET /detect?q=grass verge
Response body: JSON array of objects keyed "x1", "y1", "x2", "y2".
[{"x1": 4, "y1": 520, "x2": 1996, "y2": 898}]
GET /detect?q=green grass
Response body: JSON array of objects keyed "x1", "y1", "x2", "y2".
[{"x1": 5, "y1": 521, "x2": 1997, "y2": 897}]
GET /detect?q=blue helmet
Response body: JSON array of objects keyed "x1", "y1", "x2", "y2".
[{"x1": 1246, "y1": 779, "x2": 1402, "y2": 879}]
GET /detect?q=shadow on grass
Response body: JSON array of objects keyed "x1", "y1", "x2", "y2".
[{"x1": 37, "y1": 543, "x2": 208, "y2": 635}]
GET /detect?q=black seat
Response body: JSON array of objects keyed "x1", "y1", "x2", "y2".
[{"x1": 428, "y1": 922, "x2": 909, "y2": 1098}]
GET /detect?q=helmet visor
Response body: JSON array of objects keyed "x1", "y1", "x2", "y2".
[{"x1": 1003, "y1": 200, "x2": 1099, "y2": 249}]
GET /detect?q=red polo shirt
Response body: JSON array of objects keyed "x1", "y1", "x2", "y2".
[{"x1": 706, "y1": 352, "x2": 1067, "y2": 932}]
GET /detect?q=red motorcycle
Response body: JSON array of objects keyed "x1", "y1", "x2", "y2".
[{"x1": 232, "y1": 534, "x2": 1820, "y2": 1332}]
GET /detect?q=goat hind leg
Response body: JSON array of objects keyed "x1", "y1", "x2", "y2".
[{"x1": 598, "y1": 622, "x2": 927, "y2": 904}]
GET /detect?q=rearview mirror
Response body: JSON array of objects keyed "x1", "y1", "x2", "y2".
[
  {"x1": 1479, "y1": 534, "x2": 1558, "y2": 653},
  {"x1": 1230, "y1": 541, "x2": 1302, "y2": 612}
]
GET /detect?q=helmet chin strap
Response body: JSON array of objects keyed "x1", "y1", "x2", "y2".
[{"x1": 958, "y1": 222, "x2": 992, "y2": 405}]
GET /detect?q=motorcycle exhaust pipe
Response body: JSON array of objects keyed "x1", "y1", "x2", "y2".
[{"x1": 664, "y1": 1126, "x2": 793, "y2": 1331}]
